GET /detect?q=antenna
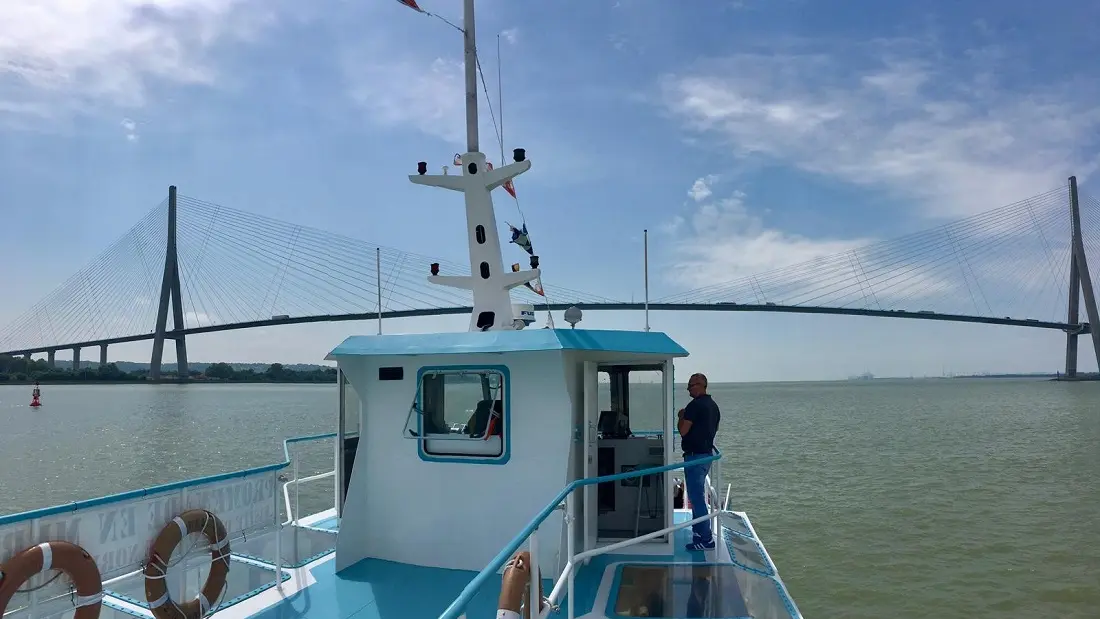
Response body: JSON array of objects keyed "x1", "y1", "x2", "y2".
[
  {"x1": 376, "y1": 247, "x2": 383, "y2": 335},
  {"x1": 463, "y1": 0, "x2": 478, "y2": 152},
  {"x1": 644, "y1": 229, "x2": 651, "y2": 332},
  {"x1": 497, "y1": 33, "x2": 506, "y2": 165}
]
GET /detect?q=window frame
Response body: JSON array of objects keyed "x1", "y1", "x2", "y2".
[{"x1": 415, "y1": 364, "x2": 511, "y2": 465}]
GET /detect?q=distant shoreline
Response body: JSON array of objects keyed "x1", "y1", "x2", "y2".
[
  {"x1": 4, "y1": 375, "x2": 1095, "y2": 387},
  {"x1": 0, "y1": 356, "x2": 338, "y2": 385},
  {"x1": 1, "y1": 378, "x2": 336, "y2": 386},
  {"x1": 847, "y1": 372, "x2": 1099, "y2": 382},
  {"x1": 3, "y1": 353, "x2": 1094, "y2": 385}
]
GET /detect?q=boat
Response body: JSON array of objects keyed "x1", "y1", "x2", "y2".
[{"x1": 0, "y1": 1, "x2": 804, "y2": 617}]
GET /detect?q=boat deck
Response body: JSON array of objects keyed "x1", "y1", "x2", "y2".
[
  {"x1": 567, "y1": 511, "x2": 798, "y2": 619},
  {"x1": 92, "y1": 508, "x2": 795, "y2": 619},
  {"x1": 2, "y1": 509, "x2": 798, "y2": 619}
]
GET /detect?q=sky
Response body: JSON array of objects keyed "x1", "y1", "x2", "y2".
[{"x1": 1, "y1": 0, "x2": 1100, "y2": 382}]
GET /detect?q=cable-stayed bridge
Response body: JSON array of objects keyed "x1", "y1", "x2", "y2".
[{"x1": 2, "y1": 178, "x2": 1099, "y2": 379}]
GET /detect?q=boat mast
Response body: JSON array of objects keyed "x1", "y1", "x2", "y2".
[
  {"x1": 407, "y1": 0, "x2": 539, "y2": 332},
  {"x1": 463, "y1": 0, "x2": 479, "y2": 153}
]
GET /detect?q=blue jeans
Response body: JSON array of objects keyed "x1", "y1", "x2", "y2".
[{"x1": 684, "y1": 453, "x2": 713, "y2": 542}]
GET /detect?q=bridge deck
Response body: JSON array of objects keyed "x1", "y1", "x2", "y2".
[{"x1": 0, "y1": 303, "x2": 1084, "y2": 356}]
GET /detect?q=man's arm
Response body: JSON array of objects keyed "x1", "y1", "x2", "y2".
[{"x1": 678, "y1": 401, "x2": 696, "y2": 437}]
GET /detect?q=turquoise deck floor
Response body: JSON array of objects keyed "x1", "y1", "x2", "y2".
[
  {"x1": 244, "y1": 511, "x2": 734, "y2": 619},
  {"x1": 244, "y1": 557, "x2": 553, "y2": 619}
]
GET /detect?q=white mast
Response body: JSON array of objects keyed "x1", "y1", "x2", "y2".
[
  {"x1": 407, "y1": 0, "x2": 539, "y2": 332},
  {"x1": 462, "y1": 0, "x2": 478, "y2": 153}
]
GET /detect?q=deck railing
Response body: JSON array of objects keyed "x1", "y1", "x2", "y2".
[
  {"x1": 281, "y1": 432, "x2": 339, "y2": 525},
  {"x1": 438, "y1": 447, "x2": 723, "y2": 619},
  {"x1": 0, "y1": 431, "x2": 341, "y2": 617}
]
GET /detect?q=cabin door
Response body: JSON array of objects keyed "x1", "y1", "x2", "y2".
[
  {"x1": 582, "y1": 361, "x2": 599, "y2": 558},
  {"x1": 337, "y1": 369, "x2": 361, "y2": 517}
]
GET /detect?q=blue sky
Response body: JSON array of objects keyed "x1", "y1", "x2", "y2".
[{"x1": 1, "y1": 0, "x2": 1099, "y2": 381}]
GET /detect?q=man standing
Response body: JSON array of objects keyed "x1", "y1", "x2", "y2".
[{"x1": 678, "y1": 373, "x2": 721, "y2": 551}]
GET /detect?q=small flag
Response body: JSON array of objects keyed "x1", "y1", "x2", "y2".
[
  {"x1": 453, "y1": 153, "x2": 463, "y2": 166},
  {"x1": 485, "y1": 161, "x2": 518, "y2": 198},
  {"x1": 396, "y1": 0, "x2": 423, "y2": 12},
  {"x1": 507, "y1": 223, "x2": 533, "y2": 255},
  {"x1": 525, "y1": 280, "x2": 546, "y2": 296}
]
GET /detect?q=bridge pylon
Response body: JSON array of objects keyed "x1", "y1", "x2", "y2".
[
  {"x1": 149, "y1": 185, "x2": 189, "y2": 381},
  {"x1": 1065, "y1": 176, "x2": 1100, "y2": 378}
]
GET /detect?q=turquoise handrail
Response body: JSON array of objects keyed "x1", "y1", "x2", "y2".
[
  {"x1": 438, "y1": 446, "x2": 722, "y2": 619},
  {"x1": 0, "y1": 432, "x2": 339, "y2": 527}
]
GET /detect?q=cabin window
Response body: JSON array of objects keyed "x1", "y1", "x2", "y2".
[{"x1": 415, "y1": 366, "x2": 508, "y2": 463}]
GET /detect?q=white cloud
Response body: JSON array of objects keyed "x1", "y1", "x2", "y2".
[
  {"x1": 662, "y1": 186, "x2": 968, "y2": 308},
  {"x1": 0, "y1": 0, "x2": 275, "y2": 116},
  {"x1": 659, "y1": 41, "x2": 1100, "y2": 218},
  {"x1": 183, "y1": 310, "x2": 214, "y2": 327},
  {"x1": 120, "y1": 117, "x2": 138, "y2": 141},
  {"x1": 339, "y1": 47, "x2": 571, "y2": 164},
  {"x1": 664, "y1": 186, "x2": 871, "y2": 289},
  {"x1": 344, "y1": 56, "x2": 467, "y2": 143},
  {"x1": 500, "y1": 28, "x2": 518, "y2": 45},
  {"x1": 687, "y1": 175, "x2": 716, "y2": 202},
  {"x1": 661, "y1": 176, "x2": 1076, "y2": 317}
]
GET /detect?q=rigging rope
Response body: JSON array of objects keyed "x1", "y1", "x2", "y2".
[{"x1": 474, "y1": 35, "x2": 555, "y2": 326}]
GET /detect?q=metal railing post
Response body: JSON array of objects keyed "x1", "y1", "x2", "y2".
[
  {"x1": 711, "y1": 459, "x2": 721, "y2": 538},
  {"x1": 274, "y1": 472, "x2": 283, "y2": 589},
  {"x1": 528, "y1": 530, "x2": 540, "y2": 619},
  {"x1": 566, "y1": 494, "x2": 575, "y2": 619},
  {"x1": 293, "y1": 445, "x2": 300, "y2": 527},
  {"x1": 333, "y1": 433, "x2": 340, "y2": 514}
]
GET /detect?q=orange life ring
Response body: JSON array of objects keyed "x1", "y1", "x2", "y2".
[
  {"x1": 144, "y1": 509, "x2": 231, "y2": 619},
  {"x1": 498, "y1": 550, "x2": 544, "y2": 619},
  {"x1": 0, "y1": 541, "x2": 104, "y2": 618}
]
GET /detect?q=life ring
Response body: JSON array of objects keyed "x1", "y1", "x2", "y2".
[
  {"x1": 497, "y1": 550, "x2": 544, "y2": 619},
  {"x1": 144, "y1": 509, "x2": 231, "y2": 619},
  {"x1": 0, "y1": 541, "x2": 104, "y2": 618}
]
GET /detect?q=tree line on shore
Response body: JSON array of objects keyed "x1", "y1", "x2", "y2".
[{"x1": 0, "y1": 355, "x2": 338, "y2": 383}]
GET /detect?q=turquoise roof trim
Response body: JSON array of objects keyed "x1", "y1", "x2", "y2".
[{"x1": 326, "y1": 329, "x2": 688, "y2": 358}]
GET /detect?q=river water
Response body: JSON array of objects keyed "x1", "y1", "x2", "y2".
[{"x1": 1, "y1": 379, "x2": 1097, "y2": 618}]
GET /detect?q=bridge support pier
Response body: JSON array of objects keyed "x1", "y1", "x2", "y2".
[
  {"x1": 1065, "y1": 176, "x2": 1100, "y2": 378},
  {"x1": 100, "y1": 344, "x2": 108, "y2": 368},
  {"x1": 150, "y1": 185, "x2": 189, "y2": 381},
  {"x1": 72, "y1": 347, "x2": 80, "y2": 371},
  {"x1": 47, "y1": 350, "x2": 55, "y2": 369}
]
